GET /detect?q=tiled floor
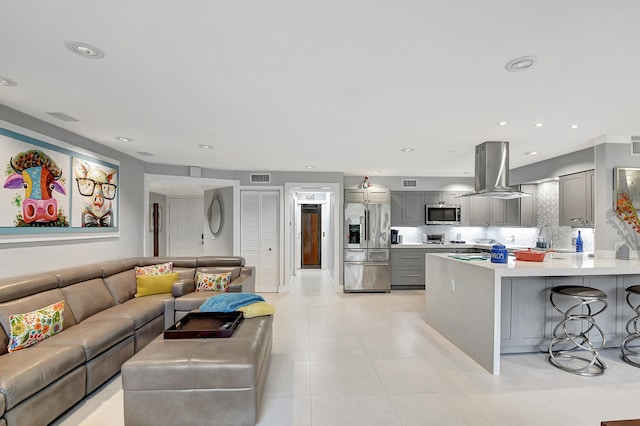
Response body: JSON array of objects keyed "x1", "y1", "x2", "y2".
[{"x1": 53, "y1": 269, "x2": 640, "y2": 425}]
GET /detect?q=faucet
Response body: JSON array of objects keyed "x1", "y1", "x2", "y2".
[{"x1": 538, "y1": 225, "x2": 554, "y2": 249}]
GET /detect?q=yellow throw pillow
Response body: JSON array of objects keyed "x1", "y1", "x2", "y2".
[
  {"x1": 136, "y1": 272, "x2": 179, "y2": 297},
  {"x1": 236, "y1": 301, "x2": 275, "y2": 318}
]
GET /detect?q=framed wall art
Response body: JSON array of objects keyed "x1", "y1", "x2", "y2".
[{"x1": 1, "y1": 122, "x2": 119, "y2": 243}]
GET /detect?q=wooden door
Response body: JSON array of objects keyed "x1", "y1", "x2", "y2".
[{"x1": 301, "y1": 204, "x2": 321, "y2": 268}]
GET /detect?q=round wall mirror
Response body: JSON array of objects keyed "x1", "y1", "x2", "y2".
[{"x1": 207, "y1": 195, "x2": 223, "y2": 237}]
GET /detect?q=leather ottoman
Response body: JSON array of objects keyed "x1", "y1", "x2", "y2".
[{"x1": 121, "y1": 316, "x2": 272, "y2": 426}]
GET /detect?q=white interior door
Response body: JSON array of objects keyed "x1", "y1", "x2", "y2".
[
  {"x1": 241, "y1": 190, "x2": 280, "y2": 292},
  {"x1": 168, "y1": 198, "x2": 204, "y2": 256}
]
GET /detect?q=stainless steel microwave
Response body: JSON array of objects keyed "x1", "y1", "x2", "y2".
[{"x1": 425, "y1": 204, "x2": 461, "y2": 225}]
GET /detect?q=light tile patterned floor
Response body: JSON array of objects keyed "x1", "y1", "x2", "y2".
[{"x1": 53, "y1": 269, "x2": 640, "y2": 425}]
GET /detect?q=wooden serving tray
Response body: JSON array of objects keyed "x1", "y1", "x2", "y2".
[{"x1": 164, "y1": 311, "x2": 243, "y2": 339}]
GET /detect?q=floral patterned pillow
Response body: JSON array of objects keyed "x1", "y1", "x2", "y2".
[
  {"x1": 195, "y1": 272, "x2": 231, "y2": 292},
  {"x1": 135, "y1": 262, "x2": 173, "y2": 277},
  {"x1": 8, "y1": 301, "x2": 64, "y2": 352}
]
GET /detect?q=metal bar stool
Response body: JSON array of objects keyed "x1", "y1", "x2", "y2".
[
  {"x1": 548, "y1": 285, "x2": 608, "y2": 376},
  {"x1": 621, "y1": 285, "x2": 640, "y2": 367}
]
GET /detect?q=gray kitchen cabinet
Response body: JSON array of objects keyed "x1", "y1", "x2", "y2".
[
  {"x1": 346, "y1": 188, "x2": 391, "y2": 203},
  {"x1": 390, "y1": 191, "x2": 424, "y2": 226},
  {"x1": 391, "y1": 248, "x2": 426, "y2": 289},
  {"x1": 559, "y1": 170, "x2": 594, "y2": 227},
  {"x1": 500, "y1": 277, "x2": 547, "y2": 353},
  {"x1": 424, "y1": 191, "x2": 461, "y2": 205},
  {"x1": 468, "y1": 196, "x2": 491, "y2": 226},
  {"x1": 491, "y1": 198, "x2": 520, "y2": 226},
  {"x1": 519, "y1": 184, "x2": 538, "y2": 227}
]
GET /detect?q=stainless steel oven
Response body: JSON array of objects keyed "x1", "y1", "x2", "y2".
[{"x1": 425, "y1": 205, "x2": 461, "y2": 225}]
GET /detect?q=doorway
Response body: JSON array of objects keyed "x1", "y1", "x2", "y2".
[{"x1": 301, "y1": 204, "x2": 321, "y2": 268}]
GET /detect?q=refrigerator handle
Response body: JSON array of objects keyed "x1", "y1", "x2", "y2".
[{"x1": 365, "y1": 209, "x2": 369, "y2": 241}]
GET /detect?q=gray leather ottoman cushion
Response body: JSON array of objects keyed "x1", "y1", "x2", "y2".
[
  {"x1": 0, "y1": 344, "x2": 85, "y2": 410},
  {"x1": 83, "y1": 298, "x2": 164, "y2": 329},
  {"x1": 39, "y1": 318, "x2": 133, "y2": 360},
  {"x1": 123, "y1": 316, "x2": 273, "y2": 391}
]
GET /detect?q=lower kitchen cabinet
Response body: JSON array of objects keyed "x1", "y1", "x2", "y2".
[
  {"x1": 391, "y1": 247, "x2": 476, "y2": 290},
  {"x1": 391, "y1": 249, "x2": 425, "y2": 289}
]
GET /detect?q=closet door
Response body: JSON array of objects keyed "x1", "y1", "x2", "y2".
[{"x1": 241, "y1": 190, "x2": 280, "y2": 292}]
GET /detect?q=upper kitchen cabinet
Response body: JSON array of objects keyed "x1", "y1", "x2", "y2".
[
  {"x1": 468, "y1": 189, "x2": 531, "y2": 227},
  {"x1": 559, "y1": 170, "x2": 594, "y2": 227},
  {"x1": 391, "y1": 191, "x2": 424, "y2": 226},
  {"x1": 519, "y1": 184, "x2": 538, "y2": 227},
  {"x1": 424, "y1": 191, "x2": 461, "y2": 205},
  {"x1": 345, "y1": 188, "x2": 391, "y2": 203}
]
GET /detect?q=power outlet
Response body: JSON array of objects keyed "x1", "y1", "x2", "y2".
[{"x1": 450, "y1": 279, "x2": 455, "y2": 292}]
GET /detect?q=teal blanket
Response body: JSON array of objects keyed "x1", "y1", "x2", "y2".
[{"x1": 199, "y1": 293, "x2": 265, "y2": 313}]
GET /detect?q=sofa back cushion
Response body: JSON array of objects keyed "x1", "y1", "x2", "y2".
[
  {"x1": 196, "y1": 266, "x2": 241, "y2": 281},
  {"x1": 0, "y1": 273, "x2": 58, "y2": 303},
  {"x1": 0, "y1": 289, "x2": 75, "y2": 338},
  {"x1": 60, "y1": 279, "x2": 115, "y2": 323},
  {"x1": 103, "y1": 269, "x2": 137, "y2": 304}
]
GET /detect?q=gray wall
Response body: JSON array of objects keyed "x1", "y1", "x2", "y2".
[
  {"x1": 344, "y1": 176, "x2": 474, "y2": 191},
  {"x1": 510, "y1": 148, "x2": 595, "y2": 184},
  {"x1": 147, "y1": 192, "x2": 167, "y2": 256},
  {"x1": 0, "y1": 105, "x2": 146, "y2": 278},
  {"x1": 203, "y1": 187, "x2": 234, "y2": 255}
]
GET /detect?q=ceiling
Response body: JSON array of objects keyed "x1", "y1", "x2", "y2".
[{"x1": 1, "y1": 1, "x2": 639, "y2": 178}]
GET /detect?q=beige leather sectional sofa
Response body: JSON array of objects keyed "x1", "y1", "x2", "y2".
[{"x1": 0, "y1": 256, "x2": 255, "y2": 426}]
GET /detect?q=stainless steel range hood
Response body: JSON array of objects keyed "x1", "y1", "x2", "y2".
[{"x1": 462, "y1": 141, "x2": 531, "y2": 199}]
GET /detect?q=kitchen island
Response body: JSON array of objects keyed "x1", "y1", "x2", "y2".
[{"x1": 425, "y1": 252, "x2": 640, "y2": 374}]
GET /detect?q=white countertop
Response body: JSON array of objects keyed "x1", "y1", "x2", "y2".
[
  {"x1": 391, "y1": 243, "x2": 530, "y2": 250},
  {"x1": 428, "y1": 252, "x2": 640, "y2": 277}
]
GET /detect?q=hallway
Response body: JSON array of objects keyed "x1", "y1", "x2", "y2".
[{"x1": 55, "y1": 269, "x2": 640, "y2": 425}]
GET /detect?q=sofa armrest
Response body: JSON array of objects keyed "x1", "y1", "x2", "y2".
[
  {"x1": 172, "y1": 279, "x2": 195, "y2": 297},
  {"x1": 228, "y1": 266, "x2": 255, "y2": 293}
]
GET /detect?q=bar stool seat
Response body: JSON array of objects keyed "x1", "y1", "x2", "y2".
[
  {"x1": 621, "y1": 285, "x2": 640, "y2": 367},
  {"x1": 548, "y1": 285, "x2": 608, "y2": 376}
]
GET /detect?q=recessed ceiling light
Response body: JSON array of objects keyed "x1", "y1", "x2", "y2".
[
  {"x1": 534, "y1": 122, "x2": 543, "y2": 128},
  {"x1": 198, "y1": 144, "x2": 213, "y2": 149},
  {"x1": 137, "y1": 151, "x2": 154, "y2": 157},
  {"x1": 400, "y1": 148, "x2": 415, "y2": 152},
  {"x1": 505, "y1": 56, "x2": 538, "y2": 72},
  {"x1": 305, "y1": 165, "x2": 314, "y2": 169},
  {"x1": 526, "y1": 151, "x2": 538, "y2": 156},
  {"x1": 569, "y1": 124, "x2": 580, "y2": 129},
  {"x1": 0, "y1": 77, "x2": 17, "y2": 87},
  {"x1": 116, "y1": 136, "x2": 132, "y2": 142},
  {"x1": 373, "y1": 171, "x2": 381, "y2": 174},
  {"x1": 65, "y1": 41, "x2": 105, "y2": 59},
  {"x1": 498, "y1": 121, "x2": 508, "y2": 126}
]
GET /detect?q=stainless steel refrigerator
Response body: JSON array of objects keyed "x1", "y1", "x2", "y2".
[{"x1": 343, "y1": 189, "x2": 391, "y2": 292}]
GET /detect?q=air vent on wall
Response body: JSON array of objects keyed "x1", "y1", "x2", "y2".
[
  {"x1": 402, "y1": 179, "x2": 418, "y2": 189},
  {"x1": 250, "y1": 173, "x2": 271, "y2": 184},
  {"x1": 631, "y1": 136, "x2": 640, "y2": 156}
]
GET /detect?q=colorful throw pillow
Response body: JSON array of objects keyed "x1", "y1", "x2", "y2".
[
  {"x1": 8, "y1": 301, "x2": 65, "y2": 352},
  {"x1": 135, "y1": 262, "x2": 173, "y2": 277},
  {"x1": 236, "y1": 301, "x2": 275, "y2": 318},
  {"x1": 135, "y1": 272, "x2": 179, "y2": 297},
  {"x1": 195, "y1": 272, "x2": 232, "y2": 292}
]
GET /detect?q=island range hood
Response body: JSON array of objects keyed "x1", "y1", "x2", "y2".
[{"x1": 462, "y1": 141, "x2": 531, "y2": 199}]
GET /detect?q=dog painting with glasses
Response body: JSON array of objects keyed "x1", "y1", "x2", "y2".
[{"x1": 73, "y1": 158, "x2": 117, "y2": 227}]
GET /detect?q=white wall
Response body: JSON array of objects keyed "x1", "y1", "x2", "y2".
[{"x1": 0, "y1": 105, "x2": 145, "y2": 278}]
